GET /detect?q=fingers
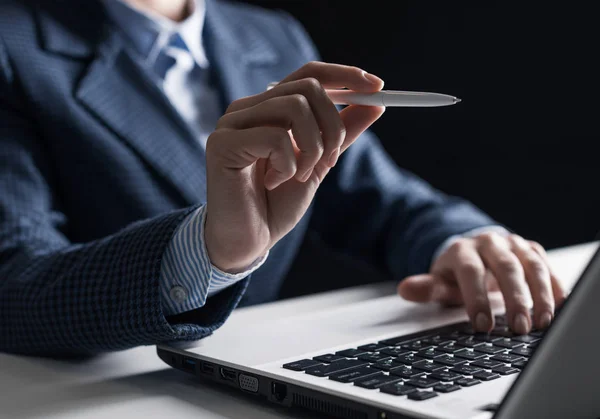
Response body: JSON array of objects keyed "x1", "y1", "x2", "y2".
[
  {"x1": 277, "y1": 61, "x2": 384, "y2": 92},
  {"x1": 206, "y1": 127, "x2": 296, "y2": 190},
  {"x1": 529, "y1": 240, "x2": 567, "y2": 307},
  {"x1": 508, "y1": 235, "x2": 554, "y2": 329},
  {"x1": 397, "y1": 274, "x2": 463, "y2": 306},
  {"x1": 440, "y1": 241, "x2": 493, "y2": 332},
  {"x1": 339, "y1": 105, "x2": 385, "y2": 151},
  {"x1": 228, "y1": 78, "x2": 346, "y2": 168},
  {"x1": 477, "y1": 233, "x2": 532, "y2": 334},
  {"x1": 218, "y1": 95, "x2": 322, "y2": 181}
]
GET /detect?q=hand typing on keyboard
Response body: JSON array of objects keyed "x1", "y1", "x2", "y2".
[{"x1": 397, "y1": 232, "x2": 565, "y2": 334}]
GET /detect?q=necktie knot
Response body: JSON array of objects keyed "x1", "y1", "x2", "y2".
[{"x1": 153, "y1": 33, "x2": 191, "y2": 80}]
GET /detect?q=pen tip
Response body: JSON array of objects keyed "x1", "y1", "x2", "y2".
[{"x1": 454, "y1": 97, "x2": 462, "y2": 104}]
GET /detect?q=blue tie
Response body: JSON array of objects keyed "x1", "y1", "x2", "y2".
[{"x1": 153, "y1": 33, "x2": 189, "y2": 80}]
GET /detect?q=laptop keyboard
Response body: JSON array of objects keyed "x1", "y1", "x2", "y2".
[{"x1": 282, "y1": 315, "x2": 544, "y2": 401}]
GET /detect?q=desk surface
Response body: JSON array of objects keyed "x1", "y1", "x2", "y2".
[{"x1": 1, "y1": 241, "x2": 597, "y2": 419}]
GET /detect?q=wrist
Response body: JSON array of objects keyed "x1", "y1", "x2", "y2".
[{"x1": 204, "y1": 210, "x2": 269, "y2": 273}]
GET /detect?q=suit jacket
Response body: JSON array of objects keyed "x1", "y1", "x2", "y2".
[{"x1": 0, "y1": 0, "x2": 495, "y2": 356}]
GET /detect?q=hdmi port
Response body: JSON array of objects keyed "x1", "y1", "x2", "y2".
[{"x1": 220, "y1": 367, "x2": 237, "y2": 381}]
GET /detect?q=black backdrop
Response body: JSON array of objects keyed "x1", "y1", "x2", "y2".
[{"x1": 238, "y1": 1, "x2": 600, "y2": 296}]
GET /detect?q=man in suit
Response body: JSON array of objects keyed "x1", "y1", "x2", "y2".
[{"x1": 0, "y1": 0, "x2": 564, "y2": 356}]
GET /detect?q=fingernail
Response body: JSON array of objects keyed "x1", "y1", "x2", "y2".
[
  {"x1": 539, "y1": 311, "x2": 553, "y2": 329},
  {"x1": 475, "y1": 312, "x2": 491, "y2": 332},
  {"x1": 514, "y1": 313, "x2": 530, "y2": 335},
  {"x1": 362, "y1": 71, "x2": 384, "y2": 85},
  {"x1": 328, "y1": 148, "x2": 340, "y2": 167}
]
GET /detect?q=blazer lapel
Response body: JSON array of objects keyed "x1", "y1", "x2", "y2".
[
  {"x1": 203, "y1": 0, "x2": 281, "y2": 107},
  {"x1": 36, "y1": 3, "x2": 207, "y2": 206},
  {"x1": 75, "y1": 32, "x2": 207, "y2": 205}
]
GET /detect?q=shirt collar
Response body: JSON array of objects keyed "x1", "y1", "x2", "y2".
[{"x1": 102, "y1": 0, "x2": 208, "y2": 68}]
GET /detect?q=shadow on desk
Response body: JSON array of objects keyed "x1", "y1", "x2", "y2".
[{"x1": 0, "y1": 354, "x2": 325, "y2": 419}]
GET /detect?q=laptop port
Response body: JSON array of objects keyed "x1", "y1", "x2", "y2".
[
  {"x1": 220, "y1": 367, "x2": 237, "y2": 381},
  {"x1": 201, "y1": 362, "x2": 215, "y2": 376},
  {"x1": 181, "y1": 357, "x2": 196, "y2": 372},
  {"x1": 271, "y1": 382, "x2": 287, "y2": 402},
  {"x1": 239, "y1": 374, "x2": 259, "y2": 393}
]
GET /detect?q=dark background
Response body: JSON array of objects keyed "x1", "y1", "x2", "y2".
[{"x1": 239, "y1": 2, "x2": 600, "y2": 295}]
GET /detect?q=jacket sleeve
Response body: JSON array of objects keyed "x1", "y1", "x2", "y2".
[
  {"x1": 0, "y1": 38, "x2": 247, "y2": 357},
  {"x1": 280, "y1": 13, "x2": 499, "y2": 279}
]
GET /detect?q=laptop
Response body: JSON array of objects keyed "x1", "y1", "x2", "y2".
[{"x1": 157, "y1": 245, "x2": 600, "y2": 419}]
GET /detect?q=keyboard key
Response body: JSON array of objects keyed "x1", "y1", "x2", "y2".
[
  {"x1": 512, "y1": 359, "x2": 528, "y2": 369},
  {"x1": 429, "y1": 370, "x2": 463, "y2": 382},
  {"x1": 380, "y1": 382, "x2": 418, "y2": 396},
  {"x1": 438, "y1": 342, "x2": 462, "y2": 353},
  {"x1": 450, "y1": 364, "x2": 483, "y2": 375},
  {"x1": 510, "y1": 346, "x2": 534, "y2": 357},
  {"x1": 472, "y1": 333, "x2": 499, "y2": 343},
  {"x1": 422, "y1": 335, "x2": 452, "y2": 346},
  {"x1": 490, "y1": 326, "x2": 514, "y2": 338},
  {"x1": 412, "y1": 360, "x2": 445, "y2": 373},
  {"x1": 492, "y1": 365, "x2": 520, "y2": 375},
  {"x1": 404, "y1": 377, "x2": 440, "y2": 388},
  {"x1": 313, "y1": 354, "x2": 346, "y2": 363},
  {"x1": 435, "y1": 354, "x2": 468, "y2": 367},
  {"x1": 491, "y1": 353, "x2": 525, "y2": 364},
  {"x1": 455, "y1": 349, "x2": 487, "y2": 361},
  {"x1": 475, "y1": 344, "x2": 505, "y2": 355},
  {"x1": 512, "y1": 335, "x2": 540, "y2": 344},
  {"x1": 529, "y1": 330, "x2": 545, "y2": 337},
  {"x1": 493, "y1": 338, "x2": 524, "y2": 349},
  {"x1": 473, "y1": 371, "x2": 501, "y2": 381},
  {"x1": 378, "y1": 335, "x2": 416, "y2": 346},
  {"x1": 528, "y1": 341, "x2": 540, "y2": 348},
  {"x1": 440, "y1": 330, "x2": 464, "y2": 340},
  {"x1": 456, "y1": 378, "x2": 481, "y2": 387},
  {"x1": 305, "y1": 359, "x2": 368, "y2": 377},
  {"x1": 418, "y1": 347, "x2": 446, "y2": 359},
  {"x1": 456, "y1": 336, "x2": 485, "y2": 348},
  {"x1": 401, "y1": 340, "x2": 433, "y2": 351},
  {"x1": 354, "y1": 374, "x2": 401, "y2": 389},
  {"x1": 394, "y1": 353, "x2": 425, "y2": 365},
  {"x1": 471, "y1": 358, "x2": 504, "y2": 369},
  {"x1": 408, "y1": 391, "x2": 438, "y2": 401},
  {"x1": 389, "y1": 365, "x2": 426, "y2": 379},
  {"x1": 357, "y1": 352, "x2": 392, "y2": 363},
  {"x1": 434, "y1": 384, "x2": 461, "y2": 393},
  {"x1": 335, "y1": 348, "x2": 368, "y2": 357},
  {"x1": 283, "y1": 359, "x2": 322, "y2": 371},
  {"x1": 329, "y1": 366, "x2": 380, "y2": 383},
  {"x1": 380, "y1": 346, "x2": 411, "y2": 357},
  {"x1": 357, "y1": 343, "x2": 390, "y2": 352},
  {"x1": 373, "y1": 358, "x2": 398, "y2": 371}
]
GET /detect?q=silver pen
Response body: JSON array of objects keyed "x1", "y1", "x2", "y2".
[{"x1": 267, "y1": 82, "x2": 461, "y2": 107}]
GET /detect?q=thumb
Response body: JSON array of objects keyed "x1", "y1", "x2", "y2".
[{"x1": 398, "y1": 274, "x2": 463, "y2": 306}]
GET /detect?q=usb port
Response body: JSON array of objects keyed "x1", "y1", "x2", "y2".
[
  {"x1": 220, "y1": 367, "x2": 237, "y2": 381},
  {"x1": 201, "y1": 362, "x2": 215, "y2": 376},
  {"x1": 182, "y1": 357, "x2": 196, "y2": 372}
]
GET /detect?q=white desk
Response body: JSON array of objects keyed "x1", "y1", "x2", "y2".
[{"x1": 1, "y1": 242, "x2": 597, "y2": 419}]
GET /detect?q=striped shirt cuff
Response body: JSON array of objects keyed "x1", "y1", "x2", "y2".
[{"x1": 159, "y1": 205, "x2": 268, "y2": 316}]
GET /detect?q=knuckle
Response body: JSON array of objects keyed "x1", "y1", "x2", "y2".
[
  {"x1": 448, "y1": 238, "x2": 471, "y2": 254},
  {"x1": 525, "y1": 256, "x2": 548, "y2": 278},
  {"x1": 495, "y1": 256, "x2": 520, "y2": 277},
  {"x1": 288, "y1": 93, "x2": 311, "y2": 115},
  {"x1": 457, "y1": 262, "x2": 485, "y2": 280},
  {"x1": 478, "y1": 231, "x2": 500, "y2": 245},
  {"x1": 301, "y1": 77, "x2": 323, "y2": 94}
]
